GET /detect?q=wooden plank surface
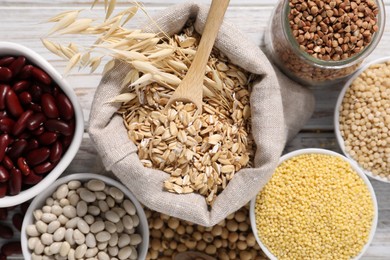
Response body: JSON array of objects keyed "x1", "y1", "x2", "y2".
[{"x1": 0, "y1": 0, "x2": 389, "y2": 259}]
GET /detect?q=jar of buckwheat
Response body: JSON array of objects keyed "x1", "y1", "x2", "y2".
[{"x1": 265, "y1": 0, "x2": 385, "y2": 87}]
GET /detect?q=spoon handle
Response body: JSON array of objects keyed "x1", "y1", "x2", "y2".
[{"x1": 187, "y1": 0, "x2": 229, "y2": 86}]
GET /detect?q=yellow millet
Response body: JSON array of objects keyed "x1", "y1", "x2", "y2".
[{"x1": 255, "y1": 154, "x2": 374, "y2": 260}]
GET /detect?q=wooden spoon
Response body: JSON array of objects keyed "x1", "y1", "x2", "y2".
[{"x1": 165, "y1": 0, "x2": 230, "y2": 114}]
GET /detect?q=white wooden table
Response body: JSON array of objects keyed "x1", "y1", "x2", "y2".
[{"x1": 0, "y1": 0, "x2": 389, "y2": 259}]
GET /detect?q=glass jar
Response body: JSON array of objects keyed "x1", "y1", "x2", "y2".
[{"x1": 265, "y1": 0, "x2": 385, "y2": 87}]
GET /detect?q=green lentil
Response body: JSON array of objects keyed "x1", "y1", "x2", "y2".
[{"x1": 255, "y1": 153, "x2": 374, "y2": 260}]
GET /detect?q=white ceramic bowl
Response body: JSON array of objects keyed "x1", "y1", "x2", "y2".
[
  {"x1": 334, "y1": 57, "x2": 390, "y2": 184},
  {"x1": 250, "y1": 148, "x2": 378, "y2": 260},
  {"x1": 21, "y1": 173, "x2": 149, "y2": 260},
  {"x1": 0, "y1": 42, "x2": 84, "y2": 207}
]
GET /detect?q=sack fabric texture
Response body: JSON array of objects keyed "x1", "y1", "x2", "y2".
[{"x1": 89, "y1": 2, "x2": 315, "y2": 226}]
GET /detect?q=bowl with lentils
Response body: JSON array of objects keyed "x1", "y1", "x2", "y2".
[
  {"x1": 250, "y1": 148, "x2": 378, "y2": 260},
  {"x1": 335, "y1": 57, "x2": 390, "y2": 183},
  {"x1": 21, "y1": 173, "x2": 149, "y2": 260}
]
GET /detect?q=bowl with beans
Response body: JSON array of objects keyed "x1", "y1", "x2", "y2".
[
  {"x1": 21, "y1": 173, "x2": 149, "y2": 260},
  {"x1": 335, "y1": 57, "x2": 390, "y2": 183},
  {"x1": 0, "y1": 42, "x2": 84, "y2": 207},
  {"x1": 250, "y1": 148, "x2": 378, "y2": 260}
]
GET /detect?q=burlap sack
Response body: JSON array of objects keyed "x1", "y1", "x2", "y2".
[{"x1": 89, "y1": 2, "x2": 315, "y2": 226}]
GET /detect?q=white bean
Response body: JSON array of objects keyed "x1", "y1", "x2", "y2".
[
  {"x1": 88, "y1": 205, "x2": 100, "y2": 216},
  {"x1": 68, "y1": 180, "x2": 81, "y2": 190},
  {"x1": 36, "y1": 220, "x2": 48, "y2": 234},
  {"x1": 122, "y1": 215, "x2": 133, "y2": 230},
  {"x1": 87, "y1": 180, "x2": 105, "y2": 191},
  {"x1": 108, "y1": 246, "x2": 119, "y2": 257},
  {"x1": 97, "y1": 241, "x2": 108, "y2": 250},
  {"x1": 47, "y1": 220, "x2": 61, "y2": 234},
  {"x1": 85, "y1": 247, "x2": 98, "y2": 258},
  {"x1": 51, "y1": 205, "x2": 63, "y2": 216},
  {"x1": 62, "y1": 205, "x2": 77, "y2": 219},
  {"x1": 95, "y1": 191, "x2": 106, "y2": 200},
  {"x1": 56, "y1": 184, "x2": 69, "y2": 200},
  {"x1": 118, "y1": 246, "x2": 132, "y2": 260},
  {"x1": 98, "y1": 201, "x2": 109, "y2": 212},
  {"x1": 53, "y1": 227, "x2": 66, "y2": 241},
  {"x1": 27, "y1": 225, "x2": 40, "y2": 237},
  {"x1": 97, "y1": 251, "x2": 110, "y2": 260},
  {"x1": 105, "y1": 210, "x2": 120, "y2": 223},
  {"x1": 86, "y1": 233, "x2": 97, "y2": 248},
  {"x1": 80, "y1": 189, "x2": 96, "y2": 203},
  {"x1": 90, "y1": 221, "x2": 105, "y2": 233},
  {"x1": 59, "y1": 241, "x2": 70, "y2": 257},
  {"x1": 31, "y1": 253, "x2": 42, "y2": 260},
  {"x1": 76, "y1": 201, "x2": 88, "y2": 217},
  {"x1": 68, "y1": 248, "x2": 75, "y2": 260},
  {"x1": 57, "y1": 215, "x2": 69, "y2": 226},
  {"x1": 123, "y1": 200, "x2": 136, "y2": 216},
  {"x1": 84, "y1": 214, "x2": 95, "y2": 225},
  {"x1": 41, "y1": 233, "x2": 53, "y2": 245},
  {"x1": 42, "y1": 205, "x2": 51, "y2": 213},
  {"x1": 75, "y1": 244, "x2": 87, "y2": 258},
  {"x1": 77, "y1": 219, "x2": 90, "y2": 234},
  {"x1": 28, "y1": 237, "x2": 39, "y2": 250},
  {"x1": 96, "y1": 231, "x2": 111, "y2": 242},
  {"x1": 73, "y1": 229, "x2": 86, "y2": 245},
  {"x1": 34, "y1": 240, "x2": 44, "y2": 255},
  {"x1": 104, "y1": 221, "x2": 117, "y2": 234},
  {"x1": 108, "y1": 232, "x2": 118, "y2": 247},
  {"x1": 41, "y1": 213, "x2": 57, "y2": 223},
  {"x1": 65, "y1": 228, "x2": 75, "y2": 246},
  {"x1": 117, "y1": 234, "x2": 130, "y2": 248},
  {"x1": 109, "y1": 187, "x2": 124, "y2": 202},
  {"x1": 68, "y1": 193, "x2": 80, "y2": 207},
  {"x1": 49, "y1": 242, "x2": 62, "y2": 254},
  {"x1": 65, "y1": 217, "x2": 80, "y2": 229},
  {"x1": 130, "y1": 234, "x2": 142, "y2": 246}
]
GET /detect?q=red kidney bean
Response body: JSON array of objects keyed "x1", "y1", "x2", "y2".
[
  {"x1": 0, "y1": 110, "x2": 7, "y2": 119},
  {"x1": 0, "y1": 117, "x2": 15, "y2": 133},
  {"x1": 57, "y1": 93, "x2": 74, "y2": 120},
  {"x1": 44, "y1": 119, "x2": 72, "y2": 136},
  {"x1": 8, "y1": 56, "x2": 26, "y2": 76},
  {"x1": 5, "y1": 88, "x2": 23, "y2": 117},
  {"x1": 7, "y1": 139, "x2": 28, "y2": 160},
  {"x1": 0, "y1": 183, "x2": 6, "y2": 198},
  {"x1": 2, "y1": 156, "x2": 14, "y2": 170},
  {"x1": 61, "y1": 135, "x2": 73, "y2": 149},
  {"x1": 0, "y1": 208, "x2": 7, "y2": 220},
  {"x1": 41, "y1": 93, "x2": 59, "y2": 119},
  {"x1": 26, "y1": 147, "x2": 50, "y2": 166},
  {"x1": 8, "y1": 168, "x2": 22, "y2": 196},
  {"x1": 29, "y1": 103, "x2": 42, "y2": 112},
  {"x1": 38, "y1": 82, "x2": 53, "y2": 94},
  {"x1": 31, "y1": 67, "x2": 52, "y2": 85},
  {"x1": 23, "y1": 170, "x2": 43, "y2": 184},
  {"x1": 12, "y1": 109, "x2": 33, "y2": 136},
  {"x1": 12, "y1": 213, "x2": 23, "y2": 231},
  {"x1": 0, "y1": 67, "x2": 12, "y2": 82},
  {"x1": 26, "y1": 112, "x2": 45, "y2": 130},
  {"x1": 29, "y1": 84, "x2": 42, "y2": 102},
  {"x1": 50, "y1": 141, "x2": 62, "y2": 163},
  {"x1": 18, "y1": 132, "x2": 31, "y2": 140},
  {"x1": 18, "y1": 64, "x2": 33, "y2": 79},
  {"x1": 0, "y1": 224, "x2": 13, "y2": 239},
  {"x1": 25, "y1": 139, "x2": 39, "y2": 152},
  {"x1": 34, "y1": 161, "x2": 55, "y2": 175},
  {"x1": 0, "y1": 134, "x2": 11, "y2": 161},
  {"x1": 52, "y1": 86, "x2": 60, "y2": 97},
  {"x1": 0, "y1": 84, "x2": 10, "y2": 109},
  {"x1": 38, "y1": 131, "x2": 57, "y2": 145},
  {"x1": 31, "y1": 126, "x2": 45, "y2": 136},
  {"x1": 18, "y1": 91, "x2": 32, "y2": 105},
  {"x1": 0, "y1": 56, "x2": 15, "y2": 67},
  {"x1": 12, "y1": 80, "x2": 30, "y2": 93},
  {"x1": 1, "y1": 242, "x2": 22, "y2": 256},
  {"x1": 0, "y1": 166, "x2": 9, "y2": 183},
  {"x1": 17, "y1": 157, "x2": 31, "y2": 176}
]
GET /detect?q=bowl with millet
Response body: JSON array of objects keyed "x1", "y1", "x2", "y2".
[
  {"x1": 335, "y1": 57, "x2": 390, "y2": 183},
  {"x1": 250, "y1": 148, "x2": 378, "y2": 260}
]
